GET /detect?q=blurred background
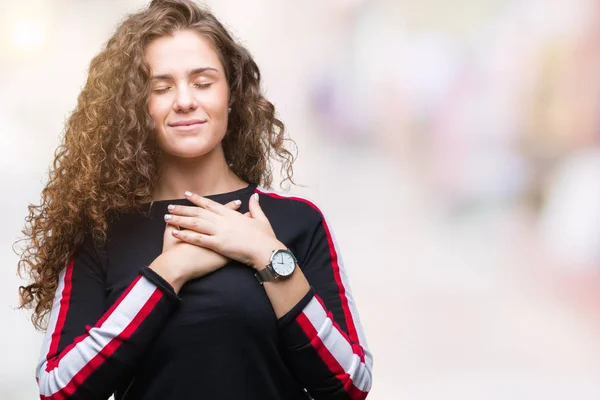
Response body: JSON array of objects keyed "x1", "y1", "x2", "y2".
[{"x1": 2, "y1": 0, "x2": 600, "y2": 398}]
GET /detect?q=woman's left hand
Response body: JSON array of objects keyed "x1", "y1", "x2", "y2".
[{"x1": 164, "y1": 192, "x2": 284, "y2": 269}]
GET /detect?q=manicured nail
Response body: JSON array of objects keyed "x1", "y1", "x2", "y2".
[
  {"x1": 164, "y1": 214, "x2": 172, "y2": 220},
  {"x1": 184, "y1": 191, "x2": 192, "y2": 197},
  {"x1": 254, "y1": 193, "x2": 259, "y2": 202},
  {"x1": 234, "y1": 199, "x2": 242, "y2": 206},
  {"x1": 167, "y1": 204, "x2": 175, "y2": 211}
]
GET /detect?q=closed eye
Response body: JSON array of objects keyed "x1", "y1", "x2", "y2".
[
  {"x1": 152, "y1": 87, "x2": 171, "y2": 94},
  {"x1": 195, "y1": 83, "x2": 212, "y2": 89}
]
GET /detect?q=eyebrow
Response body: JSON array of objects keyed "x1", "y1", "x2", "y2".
[{"x1": 151, "y1": 67, "x2": 219, "y2": 80}]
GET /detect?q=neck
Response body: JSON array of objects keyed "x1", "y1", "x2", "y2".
[{"x1": 152, "y1": 145, "x2": 247, "y2": 201}]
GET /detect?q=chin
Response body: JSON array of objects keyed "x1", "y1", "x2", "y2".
[
  {"x1": 156, "y1": 132, "x2": 224, "y2": 159},
  {"x1": 160, "y1": 139, "x2": 221, "y2": 159},
  {"x1": 163, "y1": 147, "x2": 212, "y2": 159}
]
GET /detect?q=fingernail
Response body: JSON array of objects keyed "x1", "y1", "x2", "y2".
[
  {"x1": 184, "y1": 191, "x2": 192, "y2": 197},
  {"x1": 254, "y1": 193, "x2": 259, "y2": 202},
  {"x1": 164, "y1": 214, "x2": 172, "y2": 220},
  {"x1": 172, "y1": 229, "x2": 180, "y2": 235},
  {"x1": 234, "y1": 199, "x2": 242, "y2": 206},
  {"x1": 167, "y1": 204, "x2": 175, "y2": 211}
]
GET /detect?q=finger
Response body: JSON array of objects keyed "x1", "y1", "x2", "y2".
[
  {"x1": 172, "y1": 228, "x2": 218, "y2": 249},
  {"x1": 184, "y1": 191, "x2": 234, "y2": 216},
  {"x1": 163, "y1": 224, "x2": 182, "y2": 251},
  {"x1": 224, "y1": 199, "x2": 243, "y2": 210},
  {"x1": 164, "y1": 223, "x2": 180, "y2": 238},
  {"x1": 167, "y1": 200, "x2": 240, "y2": 219},
  {"x1": 167, "y1": 205, "x2": 217, "y2": 223},
  {"x1": 243, "y1": 211, "x2": 250, "y2": 217},
  {"x1": 164, "y1": 214, "x2": 216, "y2": 235},
  {"x1": 248, "y1": 192, "x2": 267, "y2": 221}
]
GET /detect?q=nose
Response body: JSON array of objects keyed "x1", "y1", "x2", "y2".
[{"x1": 173, "y1": 86, "x2": 197, "y2": 112}]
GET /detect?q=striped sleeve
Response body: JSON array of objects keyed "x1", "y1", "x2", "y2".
[
  {"x1": 275, "y1": 201, "x2": 373, "y2": 399},
  {"x1": 36, "y1": 235, "x2": 179, "y2": 400}
]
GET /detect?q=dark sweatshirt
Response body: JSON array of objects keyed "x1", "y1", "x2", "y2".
[{"x1": 36, "y1": 183, "x2": 372, "y2": 400}]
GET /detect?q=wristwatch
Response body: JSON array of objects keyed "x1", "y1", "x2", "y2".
[{"x1": 255, "y1": 249, "x2": 297, "y2": 284}]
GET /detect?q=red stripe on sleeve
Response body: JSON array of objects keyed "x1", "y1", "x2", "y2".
[
  {"x1": 40, "y1": 288, "x2": 163, "y2": 400},
  {"x1": 296, "y1": 312, "x2": 368, "y2": 400},
  {"x1": 45, "y1": 259, "x2": 75, "y2": 372},
  {"x1": 48, "y1": 275, "x2": 144, "y2": 371},
  {"x1": 319, "y1": 217, "x2": 362, "y2": 350},
  {"x1": 255, "y1": 189, "x2": 363, "y2": 356},
  {"x1": 313, "y1": 294, "x2": 365, "y2": 360}
]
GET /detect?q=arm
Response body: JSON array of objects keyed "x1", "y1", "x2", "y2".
[
  {"x1": 162, "y1": 191, "x2": 373, "y2": 398},
  {"x1": 36, "y1": 234, "x2": 180, "y2": 400},
  {"x1": 274, "y1": 211, "x2": 373, "y2": 400}
]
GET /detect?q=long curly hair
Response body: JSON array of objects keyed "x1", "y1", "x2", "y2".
[{"x1": 17, "y1": 0, "x2": 296, "y2": 330}]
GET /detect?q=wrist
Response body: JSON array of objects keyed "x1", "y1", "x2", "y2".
[
  {"x1": 149, "y1": 255, "x2": 186, "y2": 294},
  {"x1": 250, "y1": 238, "x2": 286, "y2": 270}
]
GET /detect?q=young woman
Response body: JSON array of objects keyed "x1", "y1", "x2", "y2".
[{"x1": 18, "y1": 1, "x2": 373, "y2": 398}]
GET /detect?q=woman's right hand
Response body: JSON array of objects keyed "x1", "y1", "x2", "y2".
[{"x1": 149, "y1": 199, "x2": 241, "y2": 293}]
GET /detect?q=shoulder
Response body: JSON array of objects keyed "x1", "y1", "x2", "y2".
[{"x1": 254, "y1": 186, "x2": 327, "y2": 228}]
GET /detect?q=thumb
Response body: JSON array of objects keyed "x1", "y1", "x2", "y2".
[{"x1": 249, "y1": 193, "x2": 267, "y2": 221}]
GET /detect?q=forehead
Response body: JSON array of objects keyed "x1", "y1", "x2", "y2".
[{"x1": 145, "y1": 30, "x2": 223, "y2": 74}]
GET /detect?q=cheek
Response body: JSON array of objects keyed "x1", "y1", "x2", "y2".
[
  {"x1": 148, "y1": 97, "x2": 166, "y2": 122},
  {"x1": 207, "y1": 85, "x2": 230, "y2": 114}
]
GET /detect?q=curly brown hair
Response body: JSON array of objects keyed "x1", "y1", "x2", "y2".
[{"x1": 17, "y1": 0, "x2": 296, "y2": 330}]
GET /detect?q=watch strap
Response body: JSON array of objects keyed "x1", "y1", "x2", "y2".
[{"x1": 255, "y1": 265, "x2": 277, "y2": 285}]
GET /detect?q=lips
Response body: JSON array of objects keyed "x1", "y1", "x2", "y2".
[{"x1": 168, "y1": 119, "x2": 206, "y2": 127}]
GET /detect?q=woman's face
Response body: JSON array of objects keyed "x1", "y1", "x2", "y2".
[{"x1": 145, "y1": 29, "x2": 230, "y2": 159}]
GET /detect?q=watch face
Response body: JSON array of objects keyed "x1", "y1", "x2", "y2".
[{"x1": 271, "y1": 250, "x2": 296, "y2": 277}]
